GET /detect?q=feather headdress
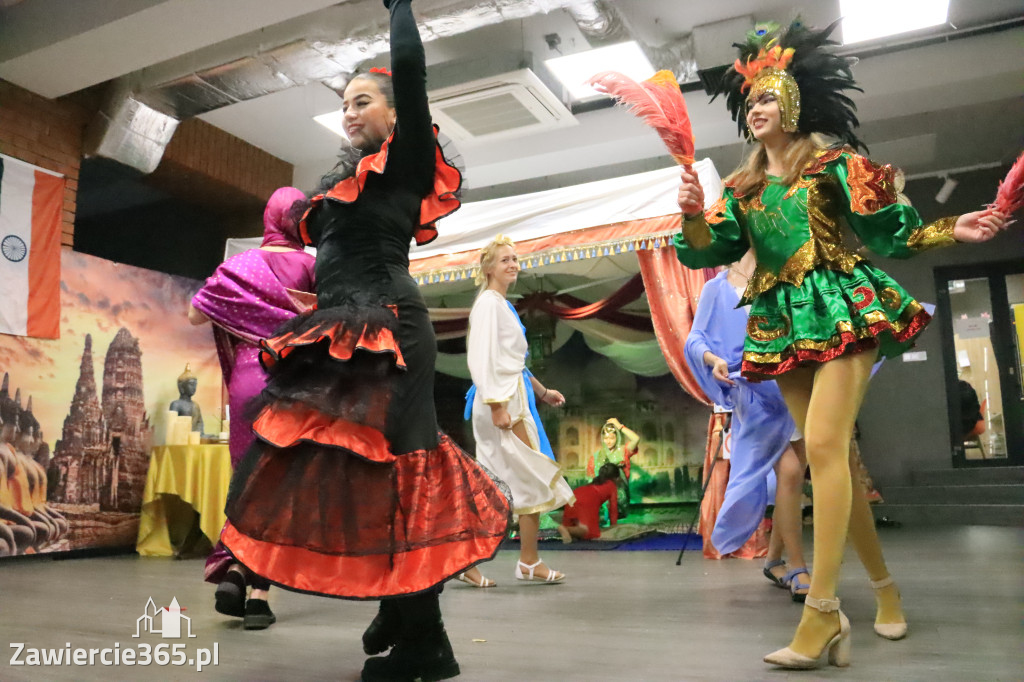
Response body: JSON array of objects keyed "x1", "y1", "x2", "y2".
[
  {"x1": 588, "y1": 70, "x2": 695, "y2": 167},
  {"x1": 718, "y1": 19, "x2": 865, "y2": 151}
]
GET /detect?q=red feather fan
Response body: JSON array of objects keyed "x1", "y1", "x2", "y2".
[
  {"x1": 588, "y1": 70, "x2": 695, "y2": 167},
  {"x1": 989, "y1": 151, "x2": 1024, "y2": 216}
]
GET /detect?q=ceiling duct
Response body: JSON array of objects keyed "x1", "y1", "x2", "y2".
[
  {"x1": 83, "y1": 0, "x2": 582, "y2": 173},
  {"x1": 565, "y1": 0, "x2": 630, "y2": 44},
  {"x1": 566, "y1": 0, "x2": 698, "y2": 86},
  {"x1": 83, "y1": 83, "x2": 178, "y2": 175}
]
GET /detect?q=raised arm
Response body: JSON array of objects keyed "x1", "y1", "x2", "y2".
[
  {"x1": 837, "y1": 154, "x2": 1008, "y2": 255},
  {"x1": 674, "y1": 183, "x2": 750, "y2": 269},
  {"x1": 834, "y1": 154, "x2": 959, "y2": 259},
  {"x1": 385, "y1": 0, "x2": 435, "y2": 190}
]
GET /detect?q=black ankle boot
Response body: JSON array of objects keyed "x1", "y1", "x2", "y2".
[
  {"x1": 214, "y1": 570, "x2": 246, "y2": 618},
  {"x1": 361, "y1": 592, "x2": 460, "y2": 682},
  {"x1": 243, "y1": 598, "x2": 276, "y2": 630},
  {"x1": 363, "y1": 599, "x2": 401, "y2": 655}
]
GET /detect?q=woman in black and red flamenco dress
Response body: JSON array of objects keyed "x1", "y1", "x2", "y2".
[{"x1": 220, "y1": 1, "x2": 510, "y2": 679}]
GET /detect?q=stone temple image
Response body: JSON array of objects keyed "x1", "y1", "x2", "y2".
[{"x1": 48, "y1": 329, "x2": 153, "y2": 513}]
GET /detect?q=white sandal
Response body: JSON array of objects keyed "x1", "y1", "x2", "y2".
[
  {"x1": 515, "y1": 558, "x2": 565, "y2": 584},
  {"x1": 456, "y1": 572, "x2": 496, "y2": 588}
]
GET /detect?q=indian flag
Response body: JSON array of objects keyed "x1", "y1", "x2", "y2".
[{"x1": 0, "y1": 154, "x2": 62, "y2": 339}]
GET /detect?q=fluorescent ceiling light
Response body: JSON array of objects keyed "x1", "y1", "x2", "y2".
[
  {"x1": 313, "y1": 110, "x2": 348, "y2": 139},
  {"x1": 841, "y1": 0, "x2": 949, "y2": 44},
  {"x1": 545, "y1": 41, "x2": 655, "y2": 101}
]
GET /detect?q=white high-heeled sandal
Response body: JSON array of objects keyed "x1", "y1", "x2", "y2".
[
  {"x1": 515, "y1": 558, "x2": 565, "y2": 584},
  {"x1": 870, "y1": 576, "x2": 908, "y2": 640},
  {"x1": 763, "y1": 596, "x2": 851, "y2": 669}
]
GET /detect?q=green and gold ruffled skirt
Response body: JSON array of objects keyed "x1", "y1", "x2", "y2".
[{"x1": 740, "y1": 262, "x2": 930, "y2": 380}]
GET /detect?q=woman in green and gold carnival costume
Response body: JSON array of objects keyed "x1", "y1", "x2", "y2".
[{"x1": 674, "y1": 20, "x2": 1008, "y2": 670}]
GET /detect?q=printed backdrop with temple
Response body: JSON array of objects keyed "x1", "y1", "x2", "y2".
[{"x1": 0, "y1": 249, "x2": 219, "y2": 557}]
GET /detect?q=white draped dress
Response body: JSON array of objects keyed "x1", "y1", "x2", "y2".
[{"x1": 467, "y1": 290, "x2": 575, "y2": 516}]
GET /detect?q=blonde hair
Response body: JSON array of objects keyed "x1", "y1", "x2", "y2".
[
  {"x1": 474, "y1": 234, "x2": 517, "y2": 290},
  {"x1": 725, "y1": 133, "x2": 831, "y2": 197}
]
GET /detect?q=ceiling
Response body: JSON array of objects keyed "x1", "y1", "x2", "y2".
[{"x1": 2, "y1": 0, "x2": 1022, "y2": 203}]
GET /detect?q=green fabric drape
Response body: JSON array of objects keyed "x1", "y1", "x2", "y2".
[{"x1": 583, "y1": 336, "x2": 670, "y2": 377}]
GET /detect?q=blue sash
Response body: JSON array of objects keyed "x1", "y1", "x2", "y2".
[{"x1": 464, "y1": 300, "x2": 555, "y2": 460}]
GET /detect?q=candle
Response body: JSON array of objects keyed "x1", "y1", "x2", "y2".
[
  {"x1": 172, "y1": 415, "x2": 192, "y2": 445},
  {"x1": 164, "y1": 410, "x2": 177, "y2": 446},
  {"x1": 187, "y1": 430, "x2": 201, "y2": 445}
]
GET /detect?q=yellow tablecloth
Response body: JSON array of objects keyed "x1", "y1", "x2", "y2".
[{"x1": 136, "y1": 445, "x2": 232, "y2": 557}]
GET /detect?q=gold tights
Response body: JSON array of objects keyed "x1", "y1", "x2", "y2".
[{"x1": 775, "y1": 351, "x2": 902, "y2": 656}]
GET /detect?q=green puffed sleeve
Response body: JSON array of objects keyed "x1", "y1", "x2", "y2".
[
  {"x1": 673, "y1": 186, "x2": 749, "y2": 269},
  {"x1": 833, "y1": 153, "x2": 957, "y2": 259}
]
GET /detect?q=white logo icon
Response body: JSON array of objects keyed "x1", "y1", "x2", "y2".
[{"x1": 133, "y1": 597, "x2": 197, "y2": 639}]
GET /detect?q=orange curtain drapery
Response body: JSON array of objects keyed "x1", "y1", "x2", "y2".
[
  {"x1": 636, "y1": 246, "x2": 717, "y2": 404},
  {"x1": 698, "y1": 413, "x2": 770, "y2": 560}
]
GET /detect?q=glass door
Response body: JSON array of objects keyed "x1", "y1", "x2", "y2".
[{"x1": 936, "y1": 261, "x2": 1023, "y2": 466}]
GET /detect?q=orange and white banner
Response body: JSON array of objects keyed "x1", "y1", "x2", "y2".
[{"x1": 0, "y1": 154, "x2": 62, "y2": 339}]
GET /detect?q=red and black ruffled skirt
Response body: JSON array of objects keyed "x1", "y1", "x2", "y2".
[{"x1": 222, "y1": 303, "x2": 511, "y2": 599}]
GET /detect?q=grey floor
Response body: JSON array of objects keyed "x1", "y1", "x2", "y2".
[{"x1": 1, "y1": 526, "x2": 1021, "y2": 682}]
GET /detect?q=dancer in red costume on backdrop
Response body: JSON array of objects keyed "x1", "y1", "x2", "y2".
[
  {"x1": 220, "y1": 1, "x2": 510, "y2": 680},
  {"x1": 557, "y1": 462, "x2": 623, "y2": 542},
  {"x1": 675, "y1": 20, "x2": 1008, "y2": 670}
]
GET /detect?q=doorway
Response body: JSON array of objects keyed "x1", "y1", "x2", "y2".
[{"x1": 935, "y1": 261, "x2": 1024, "y2": 467}]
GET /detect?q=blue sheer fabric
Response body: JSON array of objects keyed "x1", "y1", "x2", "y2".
[{"x1": 684, "y1": 271, "x2": 794, "y2": 554}]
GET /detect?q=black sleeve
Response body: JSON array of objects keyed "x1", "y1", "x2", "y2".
[
  {"x1": 386, "y1": 0, "x2": 435, "y2": 195},
  {"x1": 958, "y1": 380, "x2": 982, "y2": 432}
]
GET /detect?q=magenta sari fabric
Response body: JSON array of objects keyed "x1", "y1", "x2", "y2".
[{"x1": 193, "y1": 244, "x2": 314, "y2": 584}]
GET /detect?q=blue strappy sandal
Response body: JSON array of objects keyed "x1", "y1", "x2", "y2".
[
  {"x1": 784, "y1": 567, "x2": 810, "y2": 603},
  {"x1": 763, "y1": 559, "x2": 788, "y2": 589}
]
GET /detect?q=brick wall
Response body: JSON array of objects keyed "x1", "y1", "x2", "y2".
[
  {"x1": 1, "y1": 81, "x2": 293, "y2": 251},
  {"x1": 155, "y1": 118, "x2": 293, "y2": 209},
  {"x1": 0, "y1": 80, "x2": 89, "y2": 248}
]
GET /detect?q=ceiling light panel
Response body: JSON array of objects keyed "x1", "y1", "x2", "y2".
[
  {"x1": 545, "y1": 41, "x2": 655, "y2": 101},
  {"x1": 840, "y1": 0, "x2": 950, "y2": 44}
]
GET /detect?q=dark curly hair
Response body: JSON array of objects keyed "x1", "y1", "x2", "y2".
[{"x1": 594, "y1": 461, "x2": 623, "y2": 485}]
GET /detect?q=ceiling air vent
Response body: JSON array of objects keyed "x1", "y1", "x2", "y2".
[{"x1": 428, "y1": 69, "x2": 576, "y2": 143}]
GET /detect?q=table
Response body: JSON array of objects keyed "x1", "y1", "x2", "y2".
[{"x1": 136, "y1": 444, "x2": 231, "y2": 557}]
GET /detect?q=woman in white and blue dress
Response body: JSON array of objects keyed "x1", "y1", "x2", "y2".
[{"x1": 461, "y1": 235, "x2": 575, "y2": 587}]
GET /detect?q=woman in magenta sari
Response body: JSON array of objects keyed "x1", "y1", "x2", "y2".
[{"x1": 189, "y1": 186, "x2": 315, "y2": 630}]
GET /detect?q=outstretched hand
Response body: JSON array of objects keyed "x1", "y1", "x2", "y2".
[
  {"x1": 677, "y1": 166, "x2": 705, "y2": 217},
  {"x1": 953, "y1": 209, "x2": 1009, "y2": 243},
  {"x1": 542, "y1": 389, "x2": 566, "y2": 407}
]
